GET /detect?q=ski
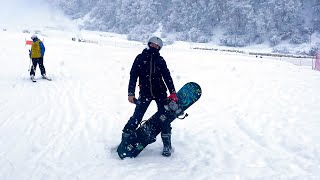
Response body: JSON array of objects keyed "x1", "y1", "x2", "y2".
[
  {"x1": 44, "y1": 77, "x2": 52, "y2": 81},
  {"x1": 42, "y1": 76, "x2": 52, "y2": 81},
  {"x1": 29, "y1": 76, "x2": 52, "y2": 82}
]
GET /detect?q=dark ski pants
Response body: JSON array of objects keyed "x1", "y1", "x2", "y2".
[
  {"x1": 123, "y1": 96, "x2": 172, "y2": 134},
  {"x1": 30, "y1": 57, "x2": 46, "y2": 76}
]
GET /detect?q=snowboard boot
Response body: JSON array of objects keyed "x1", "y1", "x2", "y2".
[
  {"x1": 121, "y1": 132, "x2": 130, "y2": 141},
  {"x1": 121, "y1": 130, "x2": 136, "y2": 143},
  {"x1": 161, "y1": 133, "x2": 172, "y2": 157}
]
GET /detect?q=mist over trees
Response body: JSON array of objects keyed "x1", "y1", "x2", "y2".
[{"x1": 47, "y1": 0, "x2": 320, "y2": 48}]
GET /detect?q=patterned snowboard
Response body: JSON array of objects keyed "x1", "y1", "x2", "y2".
[{"x1": 117, "y1": 82, "x2": 202, "y2": 159}]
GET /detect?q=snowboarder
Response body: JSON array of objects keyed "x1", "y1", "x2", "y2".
[
  {"x1": 29, "y1": 35, "x2": 49, "y2": 81},
  {"x1": 122, "y1": 36, "x2": 178, "y2": 156}
]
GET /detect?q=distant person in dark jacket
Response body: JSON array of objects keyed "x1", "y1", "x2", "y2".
[
  {"x1": 29, "y1": 35, "x2": 48, "y2": 80},
  {"x1": 122, "y1": 36, "x2": 178, "y2": 156}
]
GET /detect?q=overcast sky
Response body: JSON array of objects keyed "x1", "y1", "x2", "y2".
[{"x1": 0, "y1": 0, "x2": 76, "y2": 31}]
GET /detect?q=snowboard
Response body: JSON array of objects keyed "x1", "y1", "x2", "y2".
[{"x1": 117, "y1": 82, "x2": 202, "y2": 159}]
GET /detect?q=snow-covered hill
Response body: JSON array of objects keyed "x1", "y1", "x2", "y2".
[{"x1": 0, "y1": 29, "x2": 320, "y2": 180}]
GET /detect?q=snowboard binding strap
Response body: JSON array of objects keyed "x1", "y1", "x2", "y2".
[
  {"x1": 164, "y1": 99, "x2": 188, "y2": 120},
  {"x1": 177, "y1": 113, "x2": 188, "y2": 120}
]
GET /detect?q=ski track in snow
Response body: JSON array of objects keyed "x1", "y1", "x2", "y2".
[{"x1": 0, "y1": 30, "x2": 320, "y2": 180}]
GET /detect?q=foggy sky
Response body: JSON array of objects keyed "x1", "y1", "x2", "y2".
[{"x1": 0, "y1": 0, "x2": 76, "y2": 31}]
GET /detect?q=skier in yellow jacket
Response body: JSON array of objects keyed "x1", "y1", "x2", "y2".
[{"x1": 29, "y1": 35, "x2": 49, "y2": 81}]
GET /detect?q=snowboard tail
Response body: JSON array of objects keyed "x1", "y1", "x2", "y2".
[{"x1": 117, "y1": 82, "x2": 201, "y2": 159}]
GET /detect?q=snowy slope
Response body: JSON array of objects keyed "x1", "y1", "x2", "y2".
[{"x1": 0, "y1": 30, "x2": 320, "y2": 180}]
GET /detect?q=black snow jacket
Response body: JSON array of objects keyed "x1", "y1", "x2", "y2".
[{"x1": 128, "y1": 48, "x2": 176, "y2": 98}]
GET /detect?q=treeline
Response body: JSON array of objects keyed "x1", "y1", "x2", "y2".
[{"x1": 47, "y1": 0, "x2": 320, "y2": 49}]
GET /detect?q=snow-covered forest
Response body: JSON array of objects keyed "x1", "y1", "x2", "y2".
[{"x1": 47, "y1": 0, "x2": 320, "y2": 50}]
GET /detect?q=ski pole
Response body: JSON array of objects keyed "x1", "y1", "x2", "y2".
[
  {"x1": 28, "y1": 59, "x2": 32, "y2": 71},
  {"x1": 28, "y1": 50, "x2": 31, "y2": 71}
]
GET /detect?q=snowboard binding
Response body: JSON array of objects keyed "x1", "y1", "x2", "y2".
[{"x1": 164, "y1": 98, "x2": 188, "y2": 119}]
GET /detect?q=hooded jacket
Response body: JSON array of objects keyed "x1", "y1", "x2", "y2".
[{"x1": 128, "y1": 48, "x2": 176, "y2": 98}]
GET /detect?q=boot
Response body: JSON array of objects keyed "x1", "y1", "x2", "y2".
[
  {"x1": 121, "y1": 132, "x2": 131, "y2": 142},
  {"x1": 121, "y1": 130, "x2": 136, "y2": 142},
  {"x1": 161, "y1": 133, "x2": 172, "y2": 157},
  {"x1": 42, "y1": 74, "x2": 48, "y2": 79}
]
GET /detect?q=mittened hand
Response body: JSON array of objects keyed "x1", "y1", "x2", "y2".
[{"x1": 168, "y1": 93, "x2": 178, "y2": 102}]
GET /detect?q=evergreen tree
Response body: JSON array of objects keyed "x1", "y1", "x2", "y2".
[
  {"x1": 220, "y1": 0, "x2": 255, "y2": 46},
  {"x1": 46, "y1": 0, "x2": 318, "y2": 47},
  {"x1": 312, "y1": 0, "x2": 320, "y2": 32}
]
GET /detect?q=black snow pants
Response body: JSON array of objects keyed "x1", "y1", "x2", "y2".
[
  {"x1": 123, "y1": 96, "x2": 172, "y2": 134},
  {"x1": 30, "y1": 57, "x2": 46, "y2": 76}
]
